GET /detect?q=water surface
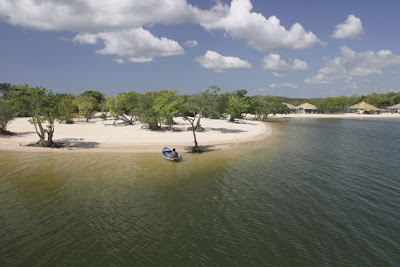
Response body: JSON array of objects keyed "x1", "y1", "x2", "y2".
[{"x1": 1, "y1": 119, "x2": 399, "y2": 266}]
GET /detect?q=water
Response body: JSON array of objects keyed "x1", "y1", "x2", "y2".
[{"x1": 1, "y1": 119, "x2": 399, "y2": 266}]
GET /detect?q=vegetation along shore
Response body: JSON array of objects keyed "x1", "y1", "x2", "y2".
[{"x1": 1, "y1": 83, "x2": 399, "y2": 153}]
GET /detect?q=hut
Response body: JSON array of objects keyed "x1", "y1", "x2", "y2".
[
  {"x1": 348, "y1": 101, "x2": 379, "y2": 114},
  {"x1": 283, "y1": 103, "x2": 300, "y2": 114},
  {"x1": 298, "y1": 103, "x2": 317, "y2": 114},
  {"x1": 387, "y1": 103, "x2": 400, "y2": 113}
]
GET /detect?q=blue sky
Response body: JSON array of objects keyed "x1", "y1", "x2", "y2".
[{"x1": 1, "y1": 0, "x2": 400, "y2": 98}]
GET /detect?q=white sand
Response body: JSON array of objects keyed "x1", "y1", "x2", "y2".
[{"x1": 0, "y1": 116, "x2": 270, "y2": 153}]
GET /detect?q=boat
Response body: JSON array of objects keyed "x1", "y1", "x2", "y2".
[{"x1": 161, "y1": 146, "x2": 181, "y2": 162}]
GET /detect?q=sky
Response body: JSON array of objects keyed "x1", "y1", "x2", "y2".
[{"x1": 1, "y1": 0, "x2": 400, "y2": 98}]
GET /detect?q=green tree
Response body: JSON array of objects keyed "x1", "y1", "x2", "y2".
[
  {"x1": 80, "y1": 90, "x2": 105, "y2": 110},
  {"x1": 0, "y1": 83, "x2": 16, "y2": 99},
  {"x1": 227, "y1": 90, "x2": 250, "y2": 122},
  {"x1": 0, "y1": 99, "x2": 15, "y2": 134},
  {"x1": 73, "y1": 95, "x2": 98, "y2": 122},
  {"x1": 137, "y1": 92, "x2": 162, "y2": 130},
  {"x1": 153, "y1": 90, "x2": 184, "y2": 127},
  {"x1": 180, "y1": 95, "x2": 202, "y2": 152},
  {"x1": 259, "y1": 96, "x2": 289, "y2": 120},
  {"x1": 57, "y1": 94, "x2": 77, "y2": 123},
  {"x1": 107, "y1": 91, "x2": 140, "y2": 125},
  {"x1": 9, "y1": 85, "x2": 61, "y2": 147}
]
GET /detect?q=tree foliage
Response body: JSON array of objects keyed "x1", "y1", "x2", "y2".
[
  {"x1": 107, "y1": 92, "x2": 140, "y2": 125},
  {"x1": 0, "y1": 99, "x2": 15, "y2": 133},
  {"x1": 73, "y1": 95, "x2": 98, "y2": 122},
  {"x1": 227, "y1": 90, "x2": 250, "y2": 122},
  {"x1": 80, "y1": 90, "x2": 105, "y2": 110},
  {"x1": 8, "y1": 85, "x2": 63, "y2": 146}
]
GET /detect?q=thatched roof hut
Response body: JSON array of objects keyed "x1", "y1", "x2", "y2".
[
  {"x1": 298, "y1": 103, "x2": 317, "y2": 110},
  {"x1": 388, "y1": 103, "x2": 400, "y2": 109},
  {"x1": 348, "y1": 101, "x2": 378, "y2": 110}
]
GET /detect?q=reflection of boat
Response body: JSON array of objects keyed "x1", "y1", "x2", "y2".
[{"x1": 161, "y1": 146, "x2": 181, "y2": 162}]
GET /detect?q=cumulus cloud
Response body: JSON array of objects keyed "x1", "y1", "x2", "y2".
[
  {"x1": 73, "y1": 28, "x2": 184, "y2": 62},
  {"x1": 0, "y1": 0, "x2": 222, "y2": 62},
  {"x1": 331, "y1": 15, "x2": 364, "y2": 40},
  {"x1": 269, "y1": 83, "x2": 298, "y2": 88},
  {"x1": 305, "y1": 46, "x2": 400, "y2": 84},
  {"x1": 195, "y1": 50, "x2": 252, "y2": 73},
  {"x1": 0, "y1": 0, "x2": 325, "y2": 63},
  {"x1": 184, "y1": 40, "x2": 198, "y2": 47},
  {"x1": 272, "y1": 72, "x2": 286, "y2": 78},
  {"x1": 263, "y1": 54, "x2": 308, "y2": 71},
  {"x1": 201, "y1": 0, "x2": 323, "y2": 51},
  {"x1": 0, "y1": 0, "x2": 222, "y2": 32}
]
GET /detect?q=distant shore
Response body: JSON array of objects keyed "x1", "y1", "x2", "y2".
[
  {"x1": 0, "y1": 116, "x2": 270, "y2": 153},
  {"x1": 250, "y1": 113, "x2": 400, "y2": 120}
]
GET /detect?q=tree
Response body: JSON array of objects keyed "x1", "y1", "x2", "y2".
[
  {"x1": 0, "y1": 83, "x2": 16, "y2": 99},
  {"x1": 57, "y1": 94, "x2": 77, "y2": 123},
  {"x1": 153, "y1": 90, "x2": 184, "y2": 127},
  {"x1": 107, "y1": 92, "x2": 139, "y2": 125},
  {"x1": 80, "y1": 90, "x2": 105, "y2": 110},
  {"x1": 180, "y1": 95, "x2": 202, "y2": 152},
  {"x1": 136, "y1": 91, "x2": 183, "y2": 130},
  {"x1": 0, "y1": 99, "x2": 15, "y2": 134},
  {"x1": 227, "y1": 90, "x2": 250, "y2": 122},
  {"x1": 258, "y1": 96, "x2": 289, "y2": 120},
  {"x1": 8, "y1": 85, "x2": 61, "y2": 147},
  {"x1": 73, "y1": 95, "x2": 98, "y2": 122}
]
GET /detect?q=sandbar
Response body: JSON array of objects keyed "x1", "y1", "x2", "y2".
[{"x1": 0, "y1": 116, "x2": 270, "y2": 153}]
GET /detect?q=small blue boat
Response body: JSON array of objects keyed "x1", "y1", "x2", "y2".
[{"x1": 161, "y1": 146, "x2": 181, "y2": 162}]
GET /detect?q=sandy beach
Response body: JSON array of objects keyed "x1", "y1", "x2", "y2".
[
  {"x1": 0, "y1": 116, "x2": 270, "y2": 153},
  {"x1": 1, "y1": 113, "x2": 399, "y2": 153}
]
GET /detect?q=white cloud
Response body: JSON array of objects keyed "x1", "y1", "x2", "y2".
[
  {"x1": 114, "y1": 58, "x2": 125, "y2": 64},
  {"x1": 184, "y1": 40, "x2": 198, "y2": 47},
  {"x1": 0, "y1": 0, "x2": 220, "y2": 32},
  {"x1": 331, "y1": 15, "x2": 364, "y2": 40},
  {"x1": 305, "y1": 46, "x2": 400, "y2": 84},
  {"x1": 73, "y1": 33, "x2": 98, "y2": 45},
  {"x1": 201, "y1": 0, "x2": 323, "y2": 51},
  {"x1": 269, "y1": 83, "x2": 298, "y2": 88},
  {"x1": 272, "y1": 72, "x2": 286, "y2": 78},
  {"x1": 73, "y1": 28, "x2": 184, "y2": 62},
  {"x1": 0, "y1": 0, "x2": 219, "y2": 62},
  {"x1": 304, "y1": 74, "x2": 330, "y2": 84},
  {"x1": 195, "y1": 50, "x2": 252, "y2": 73},
  {"x1": 263, "y1": 54, "x2": 308, "y2": 70}
]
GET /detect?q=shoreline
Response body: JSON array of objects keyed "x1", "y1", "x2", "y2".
[
  {"x1": 263, "y1": 113, "x2": 400, "y2": 120},
  {"x1": 1, "y1": 113, "x2": 398, "y2": 154},
  {"x1": 0, "y1": 117, "x2": 270, "y2": 153}
]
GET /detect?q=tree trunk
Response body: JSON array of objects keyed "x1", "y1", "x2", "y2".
[
  {"x1": 118, "y1": 115, "x2": 134, "y2": 125},
  {"x1": 190, "y1": 121, "x2": 199, "y2": 151},
  {"x1": 36, "y1": 119, "x2": 46, "y2": 144},
  {"x1": 46, "y1": 124, "x2": 55, "y2": 146},
  {"x1": 195, "y1": 110, "x2": 203, "y2": 131}
]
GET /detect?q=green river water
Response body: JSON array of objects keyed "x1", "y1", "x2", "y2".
[{"x1": 1, "y1": 118, "x2": 399, "y2": 266}]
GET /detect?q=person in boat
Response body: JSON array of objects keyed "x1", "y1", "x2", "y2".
[{"x1": 170, "y1": 148, "x2": 178, "y2": 158}]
